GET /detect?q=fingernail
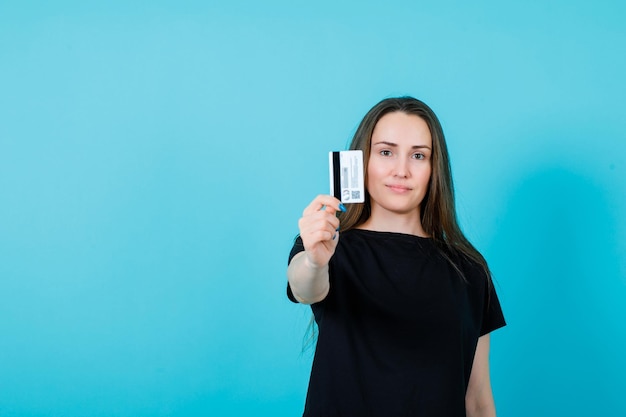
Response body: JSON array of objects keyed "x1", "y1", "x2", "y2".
[
  {"x1": 339, "y1": 203, "x2": 347, "y2": 212},
  {"x1": 336, "y1": 226, "x2": 340, "y2": 231},
  {"x1": 332, "y1": 233, "x2": 337, "y2": 240}
]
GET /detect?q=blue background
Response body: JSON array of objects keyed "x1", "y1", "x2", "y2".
[{"x1": 1, "y1": 1, "x2": 625, "y2": 416}]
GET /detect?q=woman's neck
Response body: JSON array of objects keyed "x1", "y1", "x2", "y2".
[{"x1": 358, "y1": 207, "x2": 428, "y2": 237}]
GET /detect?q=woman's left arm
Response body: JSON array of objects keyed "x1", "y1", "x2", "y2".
[{"x1": 465, "y1": 333, "x2": 497, "y2": 417}]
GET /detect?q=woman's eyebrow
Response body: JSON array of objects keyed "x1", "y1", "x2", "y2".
[
  {"x1": 373, "y1": 141, "x2": 397, "y2": 147},
  {"x1": 373, "y1": 141, "x2": 431, "y2": 150}
]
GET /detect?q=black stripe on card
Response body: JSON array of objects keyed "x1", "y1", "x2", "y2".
[{"x1": 332, "y1": 151, "x2": 341, "y2": 201}]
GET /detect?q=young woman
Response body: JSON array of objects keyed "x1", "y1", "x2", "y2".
[{"x1": 287, "y1": 97, "x2": 506, "y2": 417}]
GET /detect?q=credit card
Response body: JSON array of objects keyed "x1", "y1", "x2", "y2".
[{"x1": 329, "y1": 150, "x2": 365, "y2": 203}]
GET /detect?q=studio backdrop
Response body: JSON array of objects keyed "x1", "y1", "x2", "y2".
[{"x1": 1, "y1": 1, "x2": 624, "y2": 416}]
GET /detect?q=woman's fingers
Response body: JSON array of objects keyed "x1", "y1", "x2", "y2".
[
  {"x1": 298, "y1": 211, "x2": 340, "y2": 239},
  {"x1": 302, "y1": 195, "x2": 345, "y2": 217},
  {"x1": 300, "y1": 223, "x2": 340, "y2": 268},
  {"x1": 297, "y1": 195, "x2": 345, "y2": 267}
]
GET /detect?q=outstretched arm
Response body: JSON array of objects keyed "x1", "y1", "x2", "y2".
[{"x1": 287, "y1": 195, "x2": 343, "y2": 304}]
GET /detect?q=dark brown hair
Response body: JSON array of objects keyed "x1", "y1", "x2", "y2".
[{"x1": 340, "y1": 96, "x2": 491, "y2": 281}]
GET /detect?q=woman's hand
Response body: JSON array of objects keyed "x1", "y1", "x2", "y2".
[
  {"x1": 298, "y1": 195, "x2": 345, "y2": 268},
  {"x1": 287, "y1": 195, "x2": 345, "y2": 304}
]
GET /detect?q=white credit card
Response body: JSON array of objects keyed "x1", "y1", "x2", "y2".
[{"x1": 329, "y1": 150, "x2": 365, "y2": 203}]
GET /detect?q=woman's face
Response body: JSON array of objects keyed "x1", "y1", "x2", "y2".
[{"x1": 366, "y1": 112, "x2": 432, "y2": 218}]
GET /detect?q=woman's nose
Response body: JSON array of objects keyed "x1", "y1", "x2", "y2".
[{"x1": 393, "y1": 158, "x2": 409, "y2": 178}]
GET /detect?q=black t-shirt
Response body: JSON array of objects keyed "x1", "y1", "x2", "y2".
[{"x1": 287, "y1": 229, "x2": 506, "y2": 417}]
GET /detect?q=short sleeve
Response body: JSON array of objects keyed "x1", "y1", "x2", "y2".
[
  {"x1": 480, "y1": 281, "x2": 506, "y2": 336},
  {"x1": 288, "y1": 235, "x2": 305, "y2": 264},
  {"x1": 286, "y1": 235, "x2": 305, "y2": 303}
]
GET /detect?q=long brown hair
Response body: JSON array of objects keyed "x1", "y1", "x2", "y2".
[{"x1": 340, "y1": 96, "x2": 491, "y2": 281}]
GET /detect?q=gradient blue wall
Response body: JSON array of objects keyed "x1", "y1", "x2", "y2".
[{"x1": 1, "y1": 1, "x2": 624, "y2": 416}]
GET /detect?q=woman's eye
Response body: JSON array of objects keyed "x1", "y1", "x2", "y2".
[
  {"x1": 412, "y1": 153, "x2": 425, "y2": 160},
  {"x1": 380, "y1": 150, "x2": 392, "y2": 156}
]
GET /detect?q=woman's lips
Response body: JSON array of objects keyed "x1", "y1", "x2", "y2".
[{"x1": 386, "y1": 184, "x2": 412, "y2": 193}]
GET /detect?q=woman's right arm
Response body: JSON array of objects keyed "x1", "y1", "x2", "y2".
[{"x1": 287, "y1": 195, "x2": 344, "y2": 304}]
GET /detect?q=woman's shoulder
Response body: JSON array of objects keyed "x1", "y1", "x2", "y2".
[{"x1": 449, "y1": 247, "x2": 491, "y2": 285}]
